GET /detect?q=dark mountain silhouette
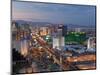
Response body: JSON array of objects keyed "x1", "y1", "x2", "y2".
[{"x1": 12, "y1": 20, "x2": 95, "y2": 28}]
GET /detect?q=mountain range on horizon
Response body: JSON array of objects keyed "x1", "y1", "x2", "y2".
[{"x1": 12, "y1": 20, "x2": 96, "y2": 28}]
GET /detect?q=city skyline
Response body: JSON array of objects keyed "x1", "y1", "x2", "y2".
[
  {"x1": 12, "y1": 1, "x2": 96, "y2": 74},
  {"x1": 12, "y1": 1, "x2": 96, "y2": 26}
]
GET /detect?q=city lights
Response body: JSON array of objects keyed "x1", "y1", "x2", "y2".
[{"x1": 12, "y1": 1, "x2": 96, "y2": 74}]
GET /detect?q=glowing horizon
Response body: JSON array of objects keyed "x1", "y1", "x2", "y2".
[{"x1": 12, "y1": 1, "x2": 96, "y2": 26}]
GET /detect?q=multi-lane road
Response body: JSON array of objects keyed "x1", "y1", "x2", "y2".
[{"x1": 31, "y1": 33, "x2": 96, "y2": 70}]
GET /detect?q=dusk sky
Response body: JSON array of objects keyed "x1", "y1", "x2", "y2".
[{"x1": 12, "y1": 1, "x2": 96, "y2": 26}]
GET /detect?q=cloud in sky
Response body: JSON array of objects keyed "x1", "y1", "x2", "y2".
[{"x1": 12, "y1": 1, "x2": 96, "y2": 26}]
